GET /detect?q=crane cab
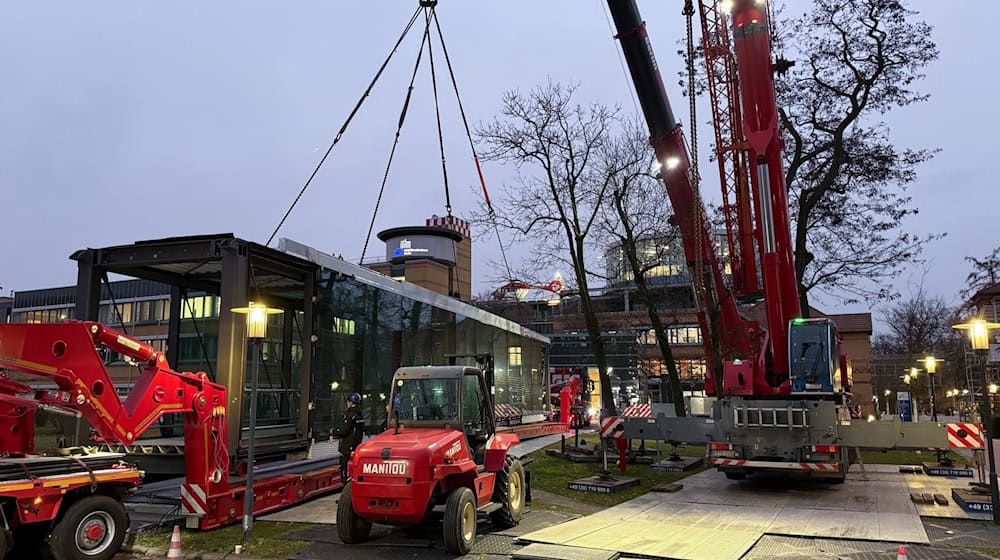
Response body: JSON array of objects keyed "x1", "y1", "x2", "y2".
[{"x1": 787, "y1": 318, "x2": 842, "y2": 394}]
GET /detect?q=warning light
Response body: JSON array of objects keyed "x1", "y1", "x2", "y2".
[{"x1": 792, "y1": 318, "x2": 806, "y2": 325}]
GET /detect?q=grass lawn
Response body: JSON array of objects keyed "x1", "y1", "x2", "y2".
[
  {"x1": 132, "y1": 521, "x2": 314, "y2": 559},
  {"x1": 528, "y1": 442, "x2": 707, "y2": 508},
  {"x1": 861, "y1": 449, "x2": 967, "y2": 466}
]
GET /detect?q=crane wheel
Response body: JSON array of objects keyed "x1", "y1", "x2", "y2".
[
  {"x1": 491, "y1": 456, "x2": 525, "y2": 527},
  {"x1": 443, "y1": 487, "x2": 476, "y2": 555},
  {"x1": 724, "y1": 471, "x2": 747, "y2": 481},
  {"x1": 336, "y1": 483, "x2": 372, "y2": 544},
  {"x1": 48, "y1": 494, "x2": 128, "y2": 560}
]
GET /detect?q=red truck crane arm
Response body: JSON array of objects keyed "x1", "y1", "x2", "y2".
[
  {"x1": 0, "y1": 321, "x2": 231, "y2": 513},
  {"x1": 605, "y1": 0, "x2": 761, "y2": 392},
  {"x1": 607, "y1": 0, "x2": 807, "y2": 397}
]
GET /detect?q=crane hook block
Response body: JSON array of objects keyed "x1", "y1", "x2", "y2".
[{"x1": 419, "y1": 0, "x2": 437, "y2": 7}]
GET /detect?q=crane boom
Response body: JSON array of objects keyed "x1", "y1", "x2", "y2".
[
  {"x1": 606, "y1": 0, "x2": 759, "y2": 393},
  {"x1": 730, "y1": 0, "x2": 801, "y2": 393},
  {"x1": 696, "y1": 0, "x2": 759, "y2": 299}
]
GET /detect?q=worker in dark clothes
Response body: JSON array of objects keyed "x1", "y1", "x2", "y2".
[{"x1": 330, "y1": 392, "x2": 364, "y2": 484}]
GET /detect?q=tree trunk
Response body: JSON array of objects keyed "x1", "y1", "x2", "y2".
[
  {"x1": 623, "y1": 250, "x2": 685, "y2": 416},
  {"x1": 574, "y1": 256, "x2": 615, "y2": 417}
]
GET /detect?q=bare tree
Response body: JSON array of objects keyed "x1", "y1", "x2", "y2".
[
  {"x1": 873, "y1": 287, "x2": 957, "y2": 357},
  {"x1": 475, "y1": 81, "x2": 621, "y2": 416},
  {"x1": 774, "y1": 0, "x2": 942, "y2": 311},
  {"x1": 872, "y1": 285, "x2": 964, "y2": 414},
  {"x1": 595, "y1": 120, "x2": 686, "y2": 416},
  {"x1": 961, "y1": 247, "x2": 1000, "y2": 302}
]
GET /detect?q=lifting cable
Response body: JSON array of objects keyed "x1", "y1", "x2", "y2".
[
  {"x1": 424, "y1": 9, "x2": 451, "y2": 217},
  {"x1": 429, "y1": 8, "x2": 513, "y2": 282},
  {"x1": 359, "y1": 13, "x2": 433, "y2": 264},
  {"x1": 265, "y1": 6, "x2": 424, "y2": 247}
]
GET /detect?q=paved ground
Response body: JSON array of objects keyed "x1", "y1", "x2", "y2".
[
  {"x1": 284, "y1": 509, "x2": 578, "y2": 560},
  {"x1": 123, "y1": 456, "x2": 1000, "y2": 560}
]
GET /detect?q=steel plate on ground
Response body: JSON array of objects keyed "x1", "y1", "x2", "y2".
[
  {"x1": 514, "y1": 542, "x2": 619, "y2": 560},
  {"x1": 517, "y1": 468, "x2": 932, "y2": 560}
]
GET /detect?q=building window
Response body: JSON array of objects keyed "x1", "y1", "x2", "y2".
[
  {"x1": 181, "y1": 296, "x2": 219, "y2": 319},
  {"x1": 333, "y1": 317, "x2": 355, "y2": 335},
  {"x1": 639, "y1": 325, "x2": 702, "y2": 346},
  {"x1": 133, "y1": 299, "x2": 169, "y2": 323},
  {"x1": 509, "y1": 346, "x2": 522, "y2": 367}
]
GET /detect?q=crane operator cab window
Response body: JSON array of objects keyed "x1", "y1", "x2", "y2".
[
  {"x1": 462, "y1": 371, "x2": 491, "y2": 463},
  {"x1": 393, "y1": 378, "x2": 459, "y2": 422},
  {"x1": 788, "y1": 319, "x2": 840, "y2": 394}
]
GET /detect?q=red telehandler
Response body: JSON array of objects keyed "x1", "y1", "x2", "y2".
[{"x1": 0, "y1": 320, "x2": 339, "y2": 560}]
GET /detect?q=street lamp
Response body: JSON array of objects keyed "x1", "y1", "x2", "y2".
[
  {"x1": 231, "y1": 302, "x2": 283, "y2": 544},
  {"x1": 953, "y1": 318, "x2": 1000, "y2": 524},
  {"x1": 922, "y1": 356, "x2": 940, "y2": 422}
]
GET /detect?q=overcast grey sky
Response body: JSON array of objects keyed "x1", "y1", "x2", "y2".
[{"x1": 0, "y1": 1, "x2": 994, "y2": 325}]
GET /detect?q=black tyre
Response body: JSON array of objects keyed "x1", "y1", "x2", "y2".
[
  {"x1": 724, "y1": 471, "x2": 747, "y2": 480},
  {"x1": 48, "y1": 494, "x2": 128, "y2": 560},
  {"x1": 443, "y1": 487, "x2": 476, "y2": 555},
  {"x1": 491, "y1": 456, "x2": 525, "y2": 527},
  {"x1": 0, "y1": 527, "x2": 11, "y2": 560},
  {"x1": 337, "y1": 483, "x2": 372, "y2": 544}
]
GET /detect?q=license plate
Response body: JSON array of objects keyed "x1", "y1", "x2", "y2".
[{"x1": 712, "y1": 450, "x2": 738, "y2": 458}]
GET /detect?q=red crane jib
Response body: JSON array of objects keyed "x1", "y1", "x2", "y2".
[
  {"x1": 608, "y1": 0, "x2": 804, "y2": 398},
  {"x1": 0, "y1": 321, "x2": 231, "y2": 499}
]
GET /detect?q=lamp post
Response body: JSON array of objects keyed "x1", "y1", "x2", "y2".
[
  {"x1": 953, "y1": 318, "x2": 1000, "y2": 524},
  {"x1": 231, "y1": 302, "x2": 283, "y2": 544},
  {"x1": 922, "y1": 356, "x2": 940, "y2": 422},
  {"x1": 883, "y1": 389, "x2": 891, "y2": 416}
]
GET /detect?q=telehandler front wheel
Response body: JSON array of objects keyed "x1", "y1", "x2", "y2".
[{"x1": 443, "y1": 487, "x2": 476, "y2": 554}]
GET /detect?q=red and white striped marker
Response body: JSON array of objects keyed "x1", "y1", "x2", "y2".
[
  {"x1": 167, "y1": 524, "x2": 183, "y2": 559},
  {"x1": 600, "y1": 415, "x2": 624, "y2": 439},
  {"x1": 947, "y1": 423, "x2": 984, "y2": 448},
  {"x1": 622, "y1": 403, "x2": 652, "y2": 418},
  {"x1": 896, "y1": 545, "x2": 907, "y2": 560}
]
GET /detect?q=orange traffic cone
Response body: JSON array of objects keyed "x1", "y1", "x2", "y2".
[
  {"x1": 166, "y1": 524, "x2": 183, "y2": 559},
  {"x1": 896, "y1": 545, "x2": 907, "y2": 560}
]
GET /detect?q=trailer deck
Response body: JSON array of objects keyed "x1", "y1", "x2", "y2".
[{"x1": 126, "y1": 454, "x2": 343, "y2": 530}]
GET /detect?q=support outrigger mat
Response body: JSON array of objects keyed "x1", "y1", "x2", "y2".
[
  {"x1": 568, "y1": 475, "x2": 640, "y2": 494},
  {"x1": 651, "y1": 456, "x2": 703, "y2": 472},
  {"x1": 923, "y1": 462, "x2": 974, "y2": 477},
  {"x1": 952, "y1": 488, "x2": 993, "y2": 514}
]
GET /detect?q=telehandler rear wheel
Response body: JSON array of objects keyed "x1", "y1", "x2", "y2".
[
  {"x1": 337, "y1": 483, "x2": 372, "y2": 544},
  {"x1": 443, "y1": 487, "x2": 476, "y2": 555}
]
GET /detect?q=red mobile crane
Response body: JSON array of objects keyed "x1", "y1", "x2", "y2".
[
  {"x1": 608, "y1": 0, "x2": 950, "y2": 480},
  {"x1": 0, "y1": 321, "x2": 340, "y2": 560}
]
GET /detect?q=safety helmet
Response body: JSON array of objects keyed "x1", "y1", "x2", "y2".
[{"x1": 348, "y1": 392, "x2": 362, "y2": 404}]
